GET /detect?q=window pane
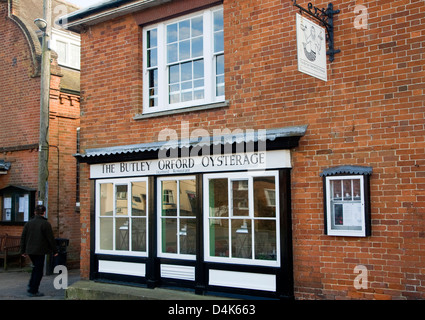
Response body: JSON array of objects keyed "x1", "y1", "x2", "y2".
[
  {"x1": 216, "y1": 54, "x2": 225, "y2": 97},
  {"x1": 214, "y1": 31, "x2": 224, "y2": 53},
  {"x1": 179, "y1": 40, "x2": 191, "y2": 61},
  {"x1": 181, "y1": 61, "x2": 192, "y2": 81},
  {"x1": 214, "y1": 10, "x2": 224, "y2": 53},
  {"x1": 210, "y1": 218, "x2": 229, "y2": 257},
  {"x1": 132, "y1": 181, "x2": 147, "y2": 216},
  {"x1": 192, "y1": 37, "x2": 203, "y2": 58},
  {"x1": 353, "y1": 179, "x2": 361, "y2": 200},
  {"x1": 180, "y1": 179, "x2": 196, "y2": 216},
  {"x1": 167, "y1": 43, "x2": 178, "y2": 63},
  {"x1": 192, "y1": 16, "x2": 203, "y2": 37},
  {"x1": 56, "y1": 40, "x2": 67, "y2": 65},
  {"x1": 100, "y1": 217, "x2": 113, "y2": 250},
  {"x1": 231, "y1": 219, "x2": 252, "y2": 259},
  {"x1": 194, "y1": 89, "x2": 204, "y2": 100},
  {"x1": 214, "y1": 10, "x2": 224, "y2": 32},
  {"x1": 147, "y1": 29, "x2": 157, "y2": 48},
  {"x1": 343, "y1": 180, "x2": 352, "y2": 200},
  {"x1": 216, "y1": 54, "x2": 225, "y2": 76},
  {"x1": 70, "y1": 44, "x2": 80, "y2": 69},
  {"x1": 116, "y1": 218, "x2": 129, "y2": 251},
  {"x1": 100, "y1": 184, "x2": 113, "y2": 216},
  {"x1": 209, "y1": 179, "x2": 228, "y2": 217},
  {"x1": 193, "y1": 59, "x2": 204, "y2": 79},
  {"x1": 179, "y1": 19, "x2": 190, "y2": 40},
  {"x1": 180, "y1": 218, "x2": 196, "y2": 255},
  {"x1": 132, "y1": 218, "x2": 146, "y2": 252},
  {"x1": 169, "y1": 65, "x2": 179, "y2": 84},
  {"x1": 331, "y1": 180, "x2": 342, "y2": 200},
  {"x1": 116, "y1": 185, "x2": 128, "y2": 216},
  {"x1": 167, "y1": 23, "x2": 178, "y2": 43},
  {"x1": 148, "y1": 48, "x2": 157, "y2": 68},
  {"x1": 254, "y1": 220, "x2": 277, "y2": 261},
  {"x1": 232, "y1": 180, "x2": 249, "y2": 216},
  {"x1": 162, "y1": 181, "x2": 177, "y2": 216},
  {"x1": 169, "y1": 93, "x2": 180, "y2": 104},
  {"x1": 254, "y1": 176, "x2": 276, "y2": 217},
  {"x1": 162, "y1": 218, "x2": 177, "y2": 253}
]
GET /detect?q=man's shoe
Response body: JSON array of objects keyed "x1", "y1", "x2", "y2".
[{"x1": 27, "y1": 291, "x2": 44, "y2": 297}]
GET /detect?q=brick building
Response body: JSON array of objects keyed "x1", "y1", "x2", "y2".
[
  {"x1": 61, "y1": 0, "x2": 424, "y2": 299},
  {"x1": 0, "y1": 0, "x2": 81, "y2": 268}
]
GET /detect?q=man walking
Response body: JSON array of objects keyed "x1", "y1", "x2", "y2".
[{"x1": 20, "y1": 205, "x2": 58, "y2": 297}]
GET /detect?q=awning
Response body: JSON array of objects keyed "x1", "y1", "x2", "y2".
[
  {"x1": 320, "y1": 165, "x2": 373, "y2": 177},
  {"x1": 76, "y1": 125, "x2": 308, "y2": 164}
]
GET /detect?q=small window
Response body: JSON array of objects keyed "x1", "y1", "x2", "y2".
[
  {"x1": 51, "y1": 29, "x2": 81, "y2": 70},
  {"x1": 143, "y1": 6, "x2": 225, "y2": 114},
  {"x1": 322, "y1": 166, "x2": 372, "y2": 237},
  {"x1": 0, "y1": 186, "x2": 35, "y2": 224}
]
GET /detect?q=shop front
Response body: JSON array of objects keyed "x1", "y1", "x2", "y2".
[{"x1": 79, "y1": 126, "x2": 307, "y2": 299}]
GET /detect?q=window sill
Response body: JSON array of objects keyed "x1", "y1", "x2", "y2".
[{"x1": 134, "y1": 101, "x2": 229, "y2": 120}]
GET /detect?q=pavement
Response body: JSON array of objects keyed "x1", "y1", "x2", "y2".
[
  {"x1": 0, "y1": 266, "x2": 80, "y2": 300},
  {"x1": 0, "y1": 266, "x2": 230, "y2": 300}
]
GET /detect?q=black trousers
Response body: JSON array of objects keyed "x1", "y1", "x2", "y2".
[{"x1": 28, "y1": 255, "x2": 45, "y2": 294}]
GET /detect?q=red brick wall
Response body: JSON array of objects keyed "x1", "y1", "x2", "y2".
[
  {"x1": 0, "y1": 2, "x2": 81, "y2": 267},
  {"x1": 77, "y1": 0, "x2": 425, "y2": 299}
]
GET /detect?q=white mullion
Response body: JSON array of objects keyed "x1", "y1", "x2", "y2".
[
  {"x1": 112, "y1": 182, "x2": 116, "y2": 251},
  {"x1": 157, "y1": 23, "x2": 167, "y2": 110},
  {"x1": 227, "y1": 178, "x2": 232, "y2": 259},
  {"x1": 249, "y1": 177, "x2": 255, "y2": 262},
  {"x1": 176, "y1": 180, "x2": 181, "y2": 255},
  {"x1": 128, "y1": 182, "x2": 132, "y2": 252},
  {"x1": 204, "y1": 9, "x2": 213, "y2": 104}
]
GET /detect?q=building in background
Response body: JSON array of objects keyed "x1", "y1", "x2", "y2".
[
  {"x1": 60, "y1": 0, "x2": 424, "y2": 299},
  {"x1": 0, "y1": 0, "x2": 81, "y2": 268}
]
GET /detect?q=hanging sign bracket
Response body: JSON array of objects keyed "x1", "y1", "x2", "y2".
[{"x1": 293, "y1": 1, "x2": 341, "y2": 62}]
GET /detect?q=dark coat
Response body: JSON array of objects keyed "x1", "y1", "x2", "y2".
[{"x1": 20, "y1": 215, "x2": 58, "y2": 255}]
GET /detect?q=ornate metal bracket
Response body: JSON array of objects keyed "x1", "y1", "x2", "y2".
[{"x1": 293, "y1": 1, "x2": 341, "y2": 62}]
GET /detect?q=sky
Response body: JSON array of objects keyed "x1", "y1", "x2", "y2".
[{"x1": 66, "y1": 0, "x2": 104, "y2": 9}]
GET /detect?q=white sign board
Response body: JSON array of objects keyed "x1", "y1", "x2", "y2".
[
  {"x1": 90, "y1": 150, "x2": 291, "y2": 179},
  {"x1": 296, "y1": 13, "x2": 327, "y2": 81}
]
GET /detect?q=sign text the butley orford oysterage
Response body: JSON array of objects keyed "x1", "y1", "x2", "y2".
[{"x1": 90, "y1": 150, "x2": 291, "y2": 179}]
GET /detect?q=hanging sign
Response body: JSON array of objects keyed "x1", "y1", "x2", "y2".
[{"x1": 296, "y1": 13, "x2": 327, "y2": 81}]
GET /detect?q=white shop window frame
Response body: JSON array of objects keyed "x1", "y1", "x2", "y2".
[
  {"x1": 203, "y1": 171, "x2": 281, "y2": 267},
  {"x1": 95, "y1": 177, "x2": 149, "y2": 257},
  {"x1": 325, "y1": 175, "x2": 367, "y2": 237},
  {"x1": 142, "y1": 5, "x2": 225, "y2": 115},
  {"x1": 157, "y1": 176, "x2": 197, "y2": 261}
]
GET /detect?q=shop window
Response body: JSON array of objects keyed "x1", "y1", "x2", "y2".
[
  {"x1": 0, "y1": 186, "x2": 35, "y2": 224},
  {"x1": 143, "y1": 6, "x2": 225, "y2": 114},
  {"x1": 158, "y1": 177, "x2": 197, "y2": 259},
  {"x1": 96, "y1": 178, "x2": 148, "y2": 255},
  {"x1": 321, "y1": 166, "x2": 372, "y2": 237},
  {"x1": 204, "y1": 172, "x2": 280, "y2": 267}
]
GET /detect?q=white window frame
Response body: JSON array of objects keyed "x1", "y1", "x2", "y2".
[
  {"x1": 142, "y1": 5, "x2": 224, "y2": 115},
  {"x1": 325, "y1": 175, "x2": 366, "y2": 237},
  {"x1": 203, "y1": 171, "x2": 281, "y2": 267},
  {"x1": 95, "y1": 178, "x2": 149, "y2": 257},
  {"x1": 157, "y1": 176, "x2": 197, "y2": 261},
  {"x1": 51, "y1": 28, "x2": 81, "y2": 70}
]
